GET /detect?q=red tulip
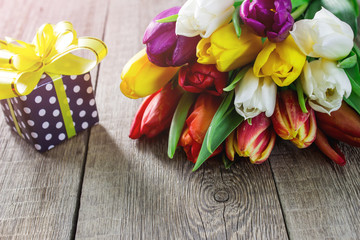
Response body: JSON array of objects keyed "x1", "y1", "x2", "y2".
[
  {"x1": 226, "y1": 113, "x2": 276, "y2": 164},
  {"x1": 129, "y1": 82, "x2": 183, "y2": 139},
  {"x1": 316, "y1": 101, "x2": 360, "y2": 147},
  {"x1": 315, "y1": 128, "x2": 346, "y2": 166},
  {"x1": 178, "y1": 62, "x2": 228, "y2": 96},
  {"x1": 271, "y1": 90, "x2": 317, "y2": 148},
  {"x1": 179, "y1": 93, "x2": 223, "y2": 163}
]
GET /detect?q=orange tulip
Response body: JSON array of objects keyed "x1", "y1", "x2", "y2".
[{"x1": 179, "y1": 93, "x2": 222, "y2": 163}]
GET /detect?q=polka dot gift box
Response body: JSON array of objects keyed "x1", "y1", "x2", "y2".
[
  {"x1": 0, "y1": 21, "x2": 107, "y2": 152},
  {"x1": 1, "y1": 73, "x2": 99, "y2": 152}
]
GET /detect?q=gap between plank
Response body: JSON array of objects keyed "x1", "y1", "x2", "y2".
[
  {"x1": 69, "y1": 1, "x2": 110, "y2": 239},
  {"x1": 269, "y1": 160, "x2": 291, "y2": 240}
]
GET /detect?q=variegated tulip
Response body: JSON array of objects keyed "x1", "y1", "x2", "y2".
[
  {"x1": 226, "y1": 113, "x2": 276, "y2": 164},
  {"x1": 271, "y1": 90, "x2": 317, "y2": 148},
  {"x1": 175, "y1": 0, "x2": 235, "y2": 38},
  {"x1": 234, "y1": 68, "x2": 277, "y2": 120},
  {"x1": 253, "y1": 36, "x2": 306, "y2": 87},
  {"x1": 120, "y1": 48, "x2": 179, "y2": 99},
  {"x1": 290, "y1": 8, "x2": 354, "y2": 60},
  {"x1": 301, "y1": 58, "x2": 351, "y2": 114},
  {"x1": 129, "y1": 82, "x2": 183, "y2": 139},
  {"x1": 196, "y1": 23, "x2": 263, "y2": 72}
]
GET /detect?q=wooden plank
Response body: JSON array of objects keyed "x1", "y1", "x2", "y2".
[
  {"x1": 270, "y1": 141, "x2": 360, "y2": 239},
  {"x1": 0, "y1": 0, "x2": 108, "y2": 239},
  {"x1": 75, "y1": 0, "x2": 288, "y2": 239}
]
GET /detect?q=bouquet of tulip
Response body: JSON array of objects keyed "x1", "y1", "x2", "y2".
[{"x1": 120, "y1": 0, "x2": 360, "y2": 171}]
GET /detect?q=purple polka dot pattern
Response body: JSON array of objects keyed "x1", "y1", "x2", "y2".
[{"x1": 0, "y1": 73, "x2": 99, "y2": 152}]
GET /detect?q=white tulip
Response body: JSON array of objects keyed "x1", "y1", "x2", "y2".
[
  {"x1": 175, "y1": 0, "x2": 234, "y2": 38},
  {"x1": 301, "y1": 59, "x2": 352, "y2": 114},
  {"x1": 290, "y1": 7, "x2": 354, "y2": 60},
  {"x1": 234, "y1": 69, "x2": 277, "y2": 120}
]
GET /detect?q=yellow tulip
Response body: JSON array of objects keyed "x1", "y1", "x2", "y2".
[
  {"x1": 196, "y1": 23, "x2": 263, "y2": 72},
  {"x1": 253, "y1": 35, "x2": 306, "y2": 87},
  {"x1": 120, "y1": 48, "x2": 179, "y2": 99}
]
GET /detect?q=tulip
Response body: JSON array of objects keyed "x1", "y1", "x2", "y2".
[
  {"x1": 301, "y1": 58, "x2": 351, "y2": 114},
  {"x1": 315, "y1": 128, "x2": 346, "y2": 166},
  {"x1": 178, "y1": 62, "x2": 228, "y2": 96},
  {"x1": 234, "y1": 68, "x2": 277, "y2": 119},
  {"x1": 239, "y1": 0, "x2": 294, "y2": 42},
  {"x1": 226, "y1": 113, "x2": 276, "y2": 164},
  {"x1": 175, "y1": 0, "x2": 235, "y2": 38},
  {"x1": 316, "y1": 101, "x2": 360, "y2": 147},
  {"x1": 196, "y1": 23, "x2": 263, "y2": 72},
  {"x1": 120, "y1": 48, "x2": 180, "y2": 99},
  {"x1": 290, "y1": 8, "x2": 354, "y2": 60},
  {"x1": 129, "y1": 82, "x2": 183, "y2": 139},
  {"x1": 253, "y1": 35, "x2": 306, "y2": 87},
  {"x1": 143, "y1": 7, "x2": 201, "y2": 67},
  {"x1": 271, "y1": 90, "x2": 317, "y2": 148},
  {"x1": 179, "y1": 93, "x2": 223, "y2": 163}
]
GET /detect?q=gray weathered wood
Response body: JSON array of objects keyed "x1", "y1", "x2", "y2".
[
  {"x1": 0, "y1": 0, "x2": 108, "y2": 239},
  {"x1": 75, "y1": 0, "x2": 288, "y2": 239}
]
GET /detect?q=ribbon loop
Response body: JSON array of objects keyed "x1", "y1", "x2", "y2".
[{"x1": 0, "y1": 21, "x2": 107, "y2": 100}]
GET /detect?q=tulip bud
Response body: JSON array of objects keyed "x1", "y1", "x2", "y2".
[
  {"x1": 120, "y1": 48, "x2": 179, "y2": 99},
  {"x1": 175, "y1": 0, "x2": 235, "y2": 38},
  {"x1": 129, "y1": 82, "x2": 183, "y2": 139},
  {"x1": 196, "y1": 23, "x2": 263, "y2": 72},
  {"x1": 301, "y1": 59, "x2": 351, "y2": 114},
  {"x1": 253, "y1": 36, "x2": 306, "y2": 87},
  {"x1": 179, "y1": 93, "x2": 223, "y2": 163},
  {"x1": 234, "y1": 68, "x2": 277, "y2": 120},
  {"x1": 271, "y1": 90, "x2": 317, "y2": 148},
  {"x1": 240, "y1": 0, "x2": 294, "y2": 42},
  {"x1": 290, "y1": 8, "x2": 354, "y2": 60},
  {"x1": 178, "y1": 62, "x2": 228, "y2": 96},
  {"x1": 143, "y1": 7, "x2": 201, "y2": 67},
  {"x1": 226, "y1": 113, "x2": 276, "y2": 164},
  {"x1": 316, "y1": 101, "x2": 360, "y2": 147}
]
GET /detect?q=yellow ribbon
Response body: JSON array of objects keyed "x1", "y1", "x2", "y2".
[{"x1": 0, "y1": 21, "x2": 107, "y2": 99}]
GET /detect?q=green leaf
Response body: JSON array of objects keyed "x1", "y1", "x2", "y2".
[
  {"x1": 167, "y1": 92, "x2": 196, "y2": 159},
  {"x1": 234, "y1": 0, "x2": 245, "y2": 7},
  {"x1": 295, "y1": 80, "x2": 308, "y2": 113},
  {"x1": 222, "y1": 153, "x2": 235, "y2": 169},
  {"x1": 348, "y1": 0, "x2": 359, "y2": 16},
  {"x1": 304, "y1": 0, "x2": 322, "y2": 19},
  {"x1": 338, "y1": 51, "x2": 357, "y2": 69},
  {"x1": 291, "y1": 2, "x2": 310, "y2": 19},
  {"x1": 291, "y1": 0, "x2": 310, "y2": 9},
  {"x1": 192, "y1": 92, "x2": 243, "y2": 171},
  {"x1": 345, "y1": 92, "x2": 360, "y2": 115},
  {"x1": 232, "y1": 6, "x2": 242, "y2": 38},
  {"x1": 223, "y1": 65, "x2": 251, "y2": 92},
  {"x1": 156, "y1": 14, "x2": 178, "y2": 23}
]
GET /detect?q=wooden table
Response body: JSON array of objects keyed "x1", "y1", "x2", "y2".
[{"x1": 0, "y1": 0, "x2": 359, "y2": 239}]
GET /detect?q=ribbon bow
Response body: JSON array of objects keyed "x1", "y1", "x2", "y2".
[{"x1": 0, "y1": 21, "x2": 107, "y2": 99}]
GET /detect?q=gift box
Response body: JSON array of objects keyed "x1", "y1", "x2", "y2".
[
  {"x1": 0, "y1": 21, "x2": 107, "y2": 152},
  {"x1": 1, "y1": 73, "x2": 98, "y2": 152}
]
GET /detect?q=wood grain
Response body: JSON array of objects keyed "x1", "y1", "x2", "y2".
[
  {"x1": 0, "y1": 0, "x2": 108, "y2": 239},
  {"x1": 75, "y1": 0, "x2": 287, "y2": 239}
]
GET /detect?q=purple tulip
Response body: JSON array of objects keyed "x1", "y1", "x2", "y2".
[
  {"x1": 240, "y1": 0, "x2": 294, "y2": 42},
  {"x1": 143, "y1": 7, "x2": 201, "y2": 67}
]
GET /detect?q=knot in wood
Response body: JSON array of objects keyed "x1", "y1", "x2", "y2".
[{"x1": 213, "y1": 190, "x2": 229, "y2": 203}]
